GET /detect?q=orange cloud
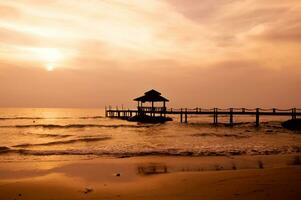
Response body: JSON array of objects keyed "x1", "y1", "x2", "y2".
[{"x1": 0, "y1": 0, "x2": 300, "y2": 107}]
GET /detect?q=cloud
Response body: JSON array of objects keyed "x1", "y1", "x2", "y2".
[
  {"x1": 0, "y1": 0, "x2": 301, "y2": 107},
  {"x1": 1, "y1": 0, "x2": 299, "y2": 70},
  {"x1": 0, "y1": 4, "x2": 21, "y2": 19},
  {"x1": 0, "y1": 27, "x2": 42, "y2": 46}
]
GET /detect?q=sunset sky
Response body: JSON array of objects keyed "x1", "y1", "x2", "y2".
[{"x1": 0, "y1": 0, "x2": 301, "y2": 108}]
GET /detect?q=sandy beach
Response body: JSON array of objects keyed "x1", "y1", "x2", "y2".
[
  {"x1": 1, "y1": 0, "x2": 301, "y2": 198},
  {"x1": 1, "y1": 154, "x2": 301, "y2": 200}
]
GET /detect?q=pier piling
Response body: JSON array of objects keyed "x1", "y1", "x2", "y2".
[
  {"x1": 292, "y1": 108, "x2": 296, "y2": 120},
  {"x1": 180, "y1": 108, "x2": 183, "y2": 123},
  {"x1": 256, "y1": 108, "x2": 260, "y2": 127},
  {"x1": 213, "y1": 108, "x2": 218, "y2": 125},
  {"x1": 229, "y1": 108, "x2": 233, "y2": 126}
]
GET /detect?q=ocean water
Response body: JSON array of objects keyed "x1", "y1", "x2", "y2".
[{"x1": 0, "y1": 108, "x2": 300, "y2": 161}]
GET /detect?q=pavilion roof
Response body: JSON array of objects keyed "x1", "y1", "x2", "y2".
[{"x1": 133, "y1": 89, "x2": 169, "y2": 102}]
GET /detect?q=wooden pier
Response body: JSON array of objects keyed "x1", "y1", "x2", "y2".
[
  {"x1": 105, "y1": 89, "x2": 300, "y2": 126},
  {"x1": 105, "y1": 107, "x2": 301, "y2": 126}
]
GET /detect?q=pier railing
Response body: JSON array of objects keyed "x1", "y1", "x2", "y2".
[
  {"x1": 165, "y1": 108, "x2": 301, "y2": 113},
  {"x1": 138, "y1": 106, "x2": 166, "y2": 112}
]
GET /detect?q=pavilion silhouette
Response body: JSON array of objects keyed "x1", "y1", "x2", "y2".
[{"x1": 130, "y1": 89, "x2": 172, "y2": 122}]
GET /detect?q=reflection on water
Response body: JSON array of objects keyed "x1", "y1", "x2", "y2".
[{"x1": 137, "y1": 163, "x2": 168, "y2": 175}]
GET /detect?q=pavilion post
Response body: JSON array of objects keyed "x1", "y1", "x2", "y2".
[
  {"x1": 152, "y1": 101, "x2": 154, "y2": 117},
  {"x1": 138, "y1": 101, "x2": 142, "y2": 116},
  {"x1": 163, "y1": 101, "x2": 166, "y2": 117}
]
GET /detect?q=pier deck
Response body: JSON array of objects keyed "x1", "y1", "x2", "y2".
[{"x1": 105, "y1": 107, "x2": 301, "y2": 126}]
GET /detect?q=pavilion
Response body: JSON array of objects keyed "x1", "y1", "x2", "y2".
[{"x1": 133, "y1": 89, "x2": 169, "y2": 117}]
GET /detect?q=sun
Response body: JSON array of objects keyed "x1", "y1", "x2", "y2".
[{"x1": 46, "y1": 63, "x2": 54, "y2": 71}]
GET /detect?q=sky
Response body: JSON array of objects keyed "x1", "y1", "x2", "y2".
[{"x1": 0, "y1": 0, "x2": 301, "y2": 108}]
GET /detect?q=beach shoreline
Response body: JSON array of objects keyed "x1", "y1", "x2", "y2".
[{"x1": 1, "y1": 154, "x2": 301, "y2": 200}]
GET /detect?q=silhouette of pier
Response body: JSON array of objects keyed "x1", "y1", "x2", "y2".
[
  {"x1": 105, "y1": 107, "x2": 300, "y2": 126},
  {"x1": 105, "y1": 89, "x2": 300, "y2": 126}
]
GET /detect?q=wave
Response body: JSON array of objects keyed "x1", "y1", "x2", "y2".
[
  {"x1": 190, "y1": 133, "x2": 250, "y2": 139},
  {"x1": 187, "y1": 121, "x2": 284, "y2": 128},
  {"x1": 0, "y1": 124, "x2": 151, "y2": 129},
  {"x1": 3, "y1": 145, "x2": 301, "y2": 157},
  {"x1": 12, "y1": 136, "x2": 111, "y2": 148},
  {"x1": 0, "y1": 117, "x2": 45, "y2": 120},
  {"x1": 35, "y1": 133, "x2": 73, "y2": 138},
  {"x1": 79, "y1": 116, "x2": 103, "y2": 119},
  {"x1": 0, "y1": 116, "x2": 103, "y2": 120},
  {"x1": 0, "y1": 146, "x2": 10, "y2": 154}
]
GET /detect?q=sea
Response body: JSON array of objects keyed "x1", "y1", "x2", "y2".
[{"x1": 0, "y1": 108, "x2": 300, "y2": 161}]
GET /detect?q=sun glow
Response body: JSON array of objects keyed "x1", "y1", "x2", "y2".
[
  {"x1": 38, "y1": 48, "x2": 62, "y2": 62},
  {"x1": 30, "y1": 48, "x2": 63, "y2": 71},
  {"x1": 46, "y1": 63, "x2": 54, "y2": 71}
]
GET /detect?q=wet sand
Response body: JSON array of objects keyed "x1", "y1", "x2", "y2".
[{"x1": 0, "y1": 155, "x2": 301, "y2": 200}]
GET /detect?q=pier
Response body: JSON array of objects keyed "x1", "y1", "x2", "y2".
[
  {"x1": 106, "y1": 107, "x2": 301, "y2": 126},
  {"x1": 105, "y1": 89, "x2": 300, "y2": 126}
]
